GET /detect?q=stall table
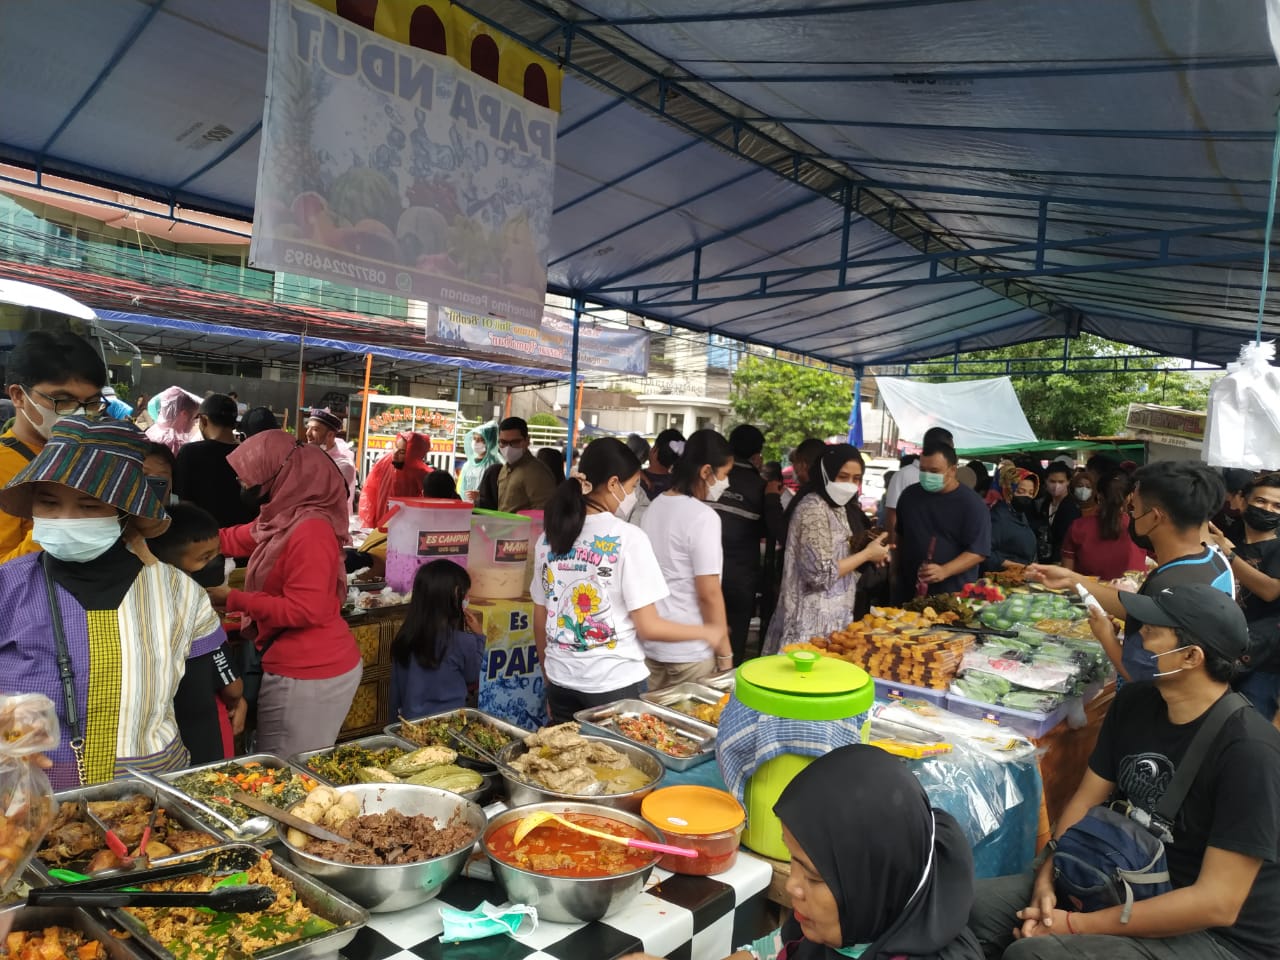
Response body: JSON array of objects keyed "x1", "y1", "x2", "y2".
[{"x1": 1034, "y1": 682, "x2": 1116, "y2": 825}]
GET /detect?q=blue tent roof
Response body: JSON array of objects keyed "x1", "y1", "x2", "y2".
[{"x1": 2, "y1": 0, "x2": 1277, "y2": 368}]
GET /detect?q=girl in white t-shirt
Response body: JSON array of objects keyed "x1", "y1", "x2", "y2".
[
  {"x1": 531, "y1": 437, "x2": 731, "y2": 722},
  {"x1": 639, "y1": 429, "x2": 735, "y2": 688}
]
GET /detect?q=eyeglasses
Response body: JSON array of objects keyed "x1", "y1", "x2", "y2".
[{"x1": 25, "y1": 386, "x2": 107, "y2": 416}]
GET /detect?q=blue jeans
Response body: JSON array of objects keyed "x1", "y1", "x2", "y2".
[{"x1": 1237, "y1": 670, "x2": 1280, "y2": 721}]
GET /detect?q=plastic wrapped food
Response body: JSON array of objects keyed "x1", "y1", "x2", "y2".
[{"x1": 0, "y1": 693, "x2": 59, "y2": 893}]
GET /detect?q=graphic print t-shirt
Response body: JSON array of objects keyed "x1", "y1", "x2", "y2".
[
  {"x1": 529, "y1": 512, "x2": 667, "y2": 693},
  {"x1": 1089, "y1": 684, "x2": 1280, "y2": 960}
]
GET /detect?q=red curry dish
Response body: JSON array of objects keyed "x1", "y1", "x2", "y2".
[{"x1": 486, "y1": 813, "x2": 657, "y2": 878}]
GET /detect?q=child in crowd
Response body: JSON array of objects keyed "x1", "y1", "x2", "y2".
[
  {"x1": 149, "y1": 503, "x2": 246, "y2": 761},
  {"x1": 424, "y1": 470, "x2": 462, "y2": 500},
  {"x1": 391, "y1": 560, "x2": 485, "y2": 718}
]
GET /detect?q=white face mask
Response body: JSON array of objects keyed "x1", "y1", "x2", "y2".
[
  {"x1": 827, "y1": 481, "x2": 859, "y2": 506},
  {"x1": 1073, "y1": 487, "x2": 1093, "y2": 502},
  {"x1": 704, "y1": 475, "x2": 730, "y2": 502},
  {"x1": 473, "y1": 442, "x2": 487, "y2": 457},
  {"x1": 613, "y1": 485, "x2": 638, "y2": 518},
  {"x1": 33, "y1": 516, "x2": 122, "y2": 563},
  {"x1": 501, "y1": 444, "x2": 524, "y2": 465},
  {"x1": 22, "y1": 390, "x2": 84, "y2": 440}
]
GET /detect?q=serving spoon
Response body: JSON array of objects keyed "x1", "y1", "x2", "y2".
[
  {"x1": 511, "y1": 810, "x2": 697, "y2": 858},
  {"x1": 124, "y1": 766, "x2": 273, "y2": 840}
]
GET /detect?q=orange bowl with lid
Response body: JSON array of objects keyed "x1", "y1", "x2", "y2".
[{"x1": 641, "y1": 785, "x2": 745, "y2": 875}]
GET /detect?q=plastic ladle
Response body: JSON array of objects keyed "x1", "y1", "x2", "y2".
[{"x1": 512, "y1": 810, "x2": 698, "y2": 858}]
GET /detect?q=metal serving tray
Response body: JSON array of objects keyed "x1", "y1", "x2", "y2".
[
  {"x1": 384, "y1": 708, "x2": 530, "y2": 773},
  {"x1": 574, "y1": 698, "x2": 718, "y2": 771},
  {"x1": 5, "y1": 905, "x2": 151, "y2": 960},
  {"x1": 701, "y1": 669, "x2": 737, "y2": 693},
  {"x1": 104, "y1": 843, "x2": 368, "y2": 960},
  {"x1": 291, "y1": 733, "x2": 493, "y2": 804},
  {"x1": 159, "y1": 753, "x2": 318, "y2": 840},
  {"x1": 641, "y1": 681, "x2": 727, "y2": 725},
  {"x1": 31, "y1": 778, "x2": 223, "y2": 882},
  {"x1": 0, "y1": 868, "x2": 47, "y2": 921}
]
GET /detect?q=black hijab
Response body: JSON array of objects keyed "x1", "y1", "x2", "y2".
[
  {"x1": 774, "y1": 745, "x2": 982, "y2": 960},
  {"x1": 44, "y1": 539, "x2": 144, "y2": 610}
]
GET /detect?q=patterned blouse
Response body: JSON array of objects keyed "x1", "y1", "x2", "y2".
[{"x1": 763, "y1": 493, "x2": 857, "y2": 655}]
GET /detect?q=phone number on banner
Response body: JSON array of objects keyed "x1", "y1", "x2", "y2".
[{"x1": 283, "y1": 248, "x2": 388, "y2": 286}]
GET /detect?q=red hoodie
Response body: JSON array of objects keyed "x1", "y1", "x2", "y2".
[{"x1": 358, "y1": 432, "x2": 432, "y2": 528}]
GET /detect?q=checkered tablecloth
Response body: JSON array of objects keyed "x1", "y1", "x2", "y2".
[{"x1": 343, "y1": 811, "x2": 773, "y2": 960}]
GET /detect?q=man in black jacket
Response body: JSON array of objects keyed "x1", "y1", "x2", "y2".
[{"x1": 712, "y1": 425, "x2": 785, "y2": 663}]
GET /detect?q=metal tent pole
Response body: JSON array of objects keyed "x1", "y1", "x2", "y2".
[
  {"x1": 358, "y1": 353, "x2": 373, "y2": 482},
  {"x1": 564, "y1": 297, "x2": 583, "y2": 476}
]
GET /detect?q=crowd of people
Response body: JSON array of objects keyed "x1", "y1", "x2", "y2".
[{"x1": 4, "y1": 328, "x2": 1280, "y2": 959}]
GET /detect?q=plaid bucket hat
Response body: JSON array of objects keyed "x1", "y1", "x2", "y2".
[{"x1": 0, "y1": 415, "x2": 168, "y2": 523}]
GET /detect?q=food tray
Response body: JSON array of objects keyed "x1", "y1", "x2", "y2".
[
  {"x1": 32, "y1": 778, "x2": 223, "y2": 882},
  {"x1": 574, "y1": 699, "x2": 718, "y2": 771},
  {"x1": 641, "y1": 682, "x2": 727, "y2": 725},
  {"x1": 944, "y1": 692, "x2": 1071, "y2": 740},
  {"x1": 384, "y1": 708, "x2": 529, "y2": 773},
  {"x1": 873, "y1": 678, "x2": 950, "y2": 709},
  {"x1": 159, "y1": 753, "x2": 318, "y2": 839},
  {"x1": 5, "y1": 905, "x2": 151, "y2": 960},
  {"x1": 290, "y1": 735, "x2": 417, "y2": 785},
  {"x1": 0, "y1": 868, "x2": 46, "y2": 920},
  {"x1": 104, "y1": 843, "x2": 368, "y2": 960},
  {"x1": 701, "y1": 669, "x2": 737, "y2": 693}
]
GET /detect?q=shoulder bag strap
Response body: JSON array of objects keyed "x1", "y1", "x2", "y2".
[
  {"x1": 0, "y1": 435, "x2": 36, "y2": 462},
  {"x1": 42, "y1": 556, "x2": 87, "y2": 785},
  {"x1": 1153, "y1": 691, "x2": 1250, "y2": 825}
]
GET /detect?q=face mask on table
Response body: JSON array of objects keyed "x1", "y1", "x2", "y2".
[
  {"x1": 1244, "y1": 505, "x2": 1280, "y2": 533},
  {"x1": 919, "y1": 472, "x2": 946, "y2": 493},
  {"x1": 33, "y1": 516, "x2": 122, "y2": 563},
  {"x1": 1122, "y1": 643, "x2": 1193, "y2": 683},
  {"x1": 704, "y1": 475, "x2": 730, "y2": 503}
]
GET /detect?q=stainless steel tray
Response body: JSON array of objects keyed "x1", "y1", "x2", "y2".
[
  {"x1": 384, "y1": 708, "x2": 530, "y2": 772},
  {"x1": 702, "y1": 669, "x2": 737, "y2": 693},
  {"x1": 104, "y1": 843, "x2": 368, "y2": 960},
  {"x1": 5, "y1": 904, "x2": 151, "y2": 960},
  {"x1": 290, "y1": 735, "x2": 417, "y2": 785},
  {"x1": 31, "y1": 778, "x2": 224, "y2": 881},
  {"x1": 574, "y1": 698, "x2": 718, "y2": 771},
  {"x1": 641, "y1": 681, "x2": 727, "y2": 725},
  {"x1": 0, "y1": 868, "x2": 46, "y2": 921},
  {"x1": 159, "y1": 753, "x2": 318, "y2": 840}
]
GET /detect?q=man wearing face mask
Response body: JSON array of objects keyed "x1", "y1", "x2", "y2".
[
  {"x1": 494, "y1": 416, "x2": 557, "y2": 513},
  {"x1": 0, "y1": 332, "x2": 109, "y2": 562},
  {"x1": 1207, "y1": 474, "x2": 1280, "y2": 720},
  {"x1": 895, "y1": 441, "x2": 991, "y2": 598},
  {"x1": 972, "y1": 584, "x2": 1280, "y2": 959},
  {"x1": 1029, "y1": 461, "x2": 1234, "y2": 681}
]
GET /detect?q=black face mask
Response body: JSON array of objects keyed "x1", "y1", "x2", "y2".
[
  {"x1": 1128, "y1": 512, "x2": 1156, "y2": 552},
  {"x1": 240, "y1": 484, "x2": 267, "y2": 508},
  {"x1": 392, "y1": 460, "x2": 405, "y2": 470},
  {"x1": 1011, "y1": 495, "x2": 1038, "y2": 517},
  {"x1": 190, "y1": 553, "x2": 227, "y2": 589},
  {"x1": 1244, "y1": 505, "x2": 1280, "y2": 533}
]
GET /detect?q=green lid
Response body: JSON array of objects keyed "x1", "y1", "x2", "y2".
[
  {"x1": 471, "y1": 509, "x2": 531, "y2": 522},
  {"x1": 735, "y1": 651, "x2": 873, "y2": 721}
]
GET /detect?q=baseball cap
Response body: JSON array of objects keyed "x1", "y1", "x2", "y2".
[{"x1": 1118, "y1": 583, "x2": 1249, "y2": 662}]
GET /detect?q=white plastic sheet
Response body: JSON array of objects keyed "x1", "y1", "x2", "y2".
[
  {"x1": 1203, "y1": 341, "x2": 1280, "y2": 470},
  {"x1": 875, "y1": 376, "x2": 1036, "y2": 448}
]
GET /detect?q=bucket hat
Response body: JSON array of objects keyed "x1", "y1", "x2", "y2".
[{"x1": 0, "y1": 415, "x2": 168, "y2": 525}]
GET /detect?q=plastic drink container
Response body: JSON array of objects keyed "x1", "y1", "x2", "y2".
[{"x1": 382, "y1": 497, "x2": 474, "y2": 592}]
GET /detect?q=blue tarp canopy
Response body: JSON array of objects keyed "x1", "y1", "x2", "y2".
[{"x1": 3, "y1": 0, "x2": 1278, "y2": 368}]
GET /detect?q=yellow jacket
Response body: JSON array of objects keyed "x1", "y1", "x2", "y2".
[{"x1": 0, "y1": 429, "x2": 41, "y2": 562}]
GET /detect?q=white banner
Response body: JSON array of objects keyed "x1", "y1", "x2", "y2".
[{"x1": 251, "y1": 0, "x2": 556, "y2": 325}]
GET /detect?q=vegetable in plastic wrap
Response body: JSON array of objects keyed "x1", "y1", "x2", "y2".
[
  {"x1": 0, "y1": 693, "x2": 59, "y2": 893},
  {"x1": 914, "y1": 745, "x2": 1024, "y2": 845}
]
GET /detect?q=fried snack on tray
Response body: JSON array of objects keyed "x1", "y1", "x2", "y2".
[{"x1": 3, "y1": 926, "x2": 107, "y2": 960}]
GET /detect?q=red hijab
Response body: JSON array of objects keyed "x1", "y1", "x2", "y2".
[
  {"x1": 227, "y1": 430, "x2": 351, "y2": 598},
  {"x1": 357, "y1": 431, "x2": 432, "y2": 528}
]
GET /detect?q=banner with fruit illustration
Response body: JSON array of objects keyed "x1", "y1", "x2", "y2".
[{"x1": 251, "y1": 0, "x2": 556, "y2": 326}]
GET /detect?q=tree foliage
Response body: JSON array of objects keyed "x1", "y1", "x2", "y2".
[
  {"x1": 918, "y1": 335, "x2": 1215, "y2": 439},
  {"x1": 730, "y1": 355, "x2": 853, "y2": 460}
]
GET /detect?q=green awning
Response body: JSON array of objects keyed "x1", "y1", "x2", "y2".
[{"x1": 955, "y1": 439, "x2": 1147, "y2": 460}]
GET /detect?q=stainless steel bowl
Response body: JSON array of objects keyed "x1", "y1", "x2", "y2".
[
  {"x1": 497, "y1": 735, "x2": 665, "y2": 813},
  {"x1": 482, "y1": 802, "x2": 662, "y2": 923},
  {"x1": 276, "y1": 783, "x2": 485, "y2": 913}
]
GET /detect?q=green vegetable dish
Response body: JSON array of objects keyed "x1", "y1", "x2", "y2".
[
  {"x1": 397, "y1": 711, "x2": 516, "y2": 759},
  {"x1": 169, "y1": 762, "x2": 316, "y2": 825},
  {"x1": 305, "y1": 745, "x2": 408, "y2": 786}
]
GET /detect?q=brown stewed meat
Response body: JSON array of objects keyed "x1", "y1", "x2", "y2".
[{"x1": 304, "y1": 809, "x2": 476, "y2": 865}]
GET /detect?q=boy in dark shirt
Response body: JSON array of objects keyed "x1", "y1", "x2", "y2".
[{"x1": 149, "y1": 503, "x2": 245, "y2": 762}]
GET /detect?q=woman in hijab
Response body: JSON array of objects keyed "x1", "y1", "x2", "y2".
[
  {"x1": 624, "y1": 745, "x2": 981, "y2": 960},
  {"x1": 0, "y1": 416, "x2": 226, "y2": 788},
  {"x1": 358, "y1": 431, "x2": 432, "y2": 529},
  {"x1": 458, "y1": 422, "x2": 501, "y2": 502},
  {"x1": 208, "y1": 430, "x2": 362, "y2": 757}
]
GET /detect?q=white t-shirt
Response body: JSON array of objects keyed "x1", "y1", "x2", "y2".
[
  {"x1": 529, "y1": 512, "x2": 667, "y2": 693},
  {"x1": 639, "y1": 493, "x2": 723, "y2": 663},
  {"x1": 885, "y1": 462, "x2": 920, "y2": 510}
]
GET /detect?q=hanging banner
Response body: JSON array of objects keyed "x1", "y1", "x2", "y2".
[
  {"x1": 251, "y1": 0, "x2": 557, "y2": 325},
  {"x1": 430, "y1": 307, "x2": 650, "y2": 376}
]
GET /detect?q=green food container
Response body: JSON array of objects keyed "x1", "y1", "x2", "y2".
[{"x1": 733, "y1": 652, "x2": 873, "y2": 860}]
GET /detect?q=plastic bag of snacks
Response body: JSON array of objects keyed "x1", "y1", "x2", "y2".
[{"x1": 0, "y1": 693, "x2": 59, "y2": 893}]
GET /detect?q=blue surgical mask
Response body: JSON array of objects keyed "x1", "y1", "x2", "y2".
[
  {"x1": 32, "y1": 516, "x2": 123, "y2": 563},
  {"x1": 835, "y1": 946, "x2": 870, "y2": 959},
  {"x1": 919, "y1": 471, "x2": 946, "y2": 493},
  {"x1": 1122, "y1": 642, "x2": 1193, "y2": 683}
]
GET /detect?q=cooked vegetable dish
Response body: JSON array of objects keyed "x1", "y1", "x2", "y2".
[
  {"x1": 304, "y1": 745, "x2": 409, "y2": 785},
  {"x1": 122, "y1": 852, "x2": 339, "y2": 960},
  {"x1": 487, "y1": 813, "x2": 655, "y2": 877},
  {"x1": 614, "y1": 714, "x2": 699, "y2": 757},
  {"x1": 669, "y1": 693, "x2": 728, "y2": 726},
  {"x1": 397, "y1": 711, "x2": 515, "y2": 759},
  {"x1": 170, "y1": 762, "x2": 316, "y2": 826},
  {"x1": 3, "y1": 926, "x2": 107, "y2": 960},
  {"x1": 508, "y1": 724, "x2": 653, "y2": 795},
  {"x1": 36, "y1": 797, "x2": 217, "y2": 872}
]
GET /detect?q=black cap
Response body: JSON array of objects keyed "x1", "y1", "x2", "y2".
[
  {"x1": 307, "y1": 408, "x2": 343, "y2": 433},
  {"x1": 1118, "y1": 583, "x2": 1249, "y2": 661}
]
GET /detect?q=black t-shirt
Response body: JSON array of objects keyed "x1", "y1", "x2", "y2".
[
  {"x1": 711, "y1": 463, "x2": 784, "y2": 577},
  {"x1": 173, "y1": 643, "x2": 240, "y2": 764},
  {"x1": 895, "y1": 483, "x2": 992, "y2": 595},
  {"x1": 1235, "y1": 538, "x2": 1280, "y2": 671},
  {"x1": 174, "y1": 440, "x2": 257, "y2": 527},
  {"x1": 1122, "y1": 546, "x2": 1235, "y2": 659},
  {"x1": 1090, "y1": 683, "x2": 1280, "y2": 960}
]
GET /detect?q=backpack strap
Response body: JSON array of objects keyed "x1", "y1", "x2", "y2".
[
  {"x1": 0, "y1": 435, "x2": 36, "y2": 462},
  {"x1": 1152, "y1": 691, "x2": 1249, "y2": 828}
]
